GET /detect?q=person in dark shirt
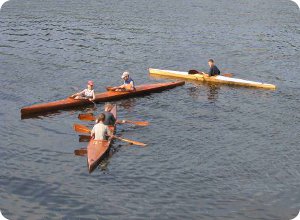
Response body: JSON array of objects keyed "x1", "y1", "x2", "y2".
[
  {"x1": 202, "y1": 59, "x2": 221, "y2": 77},
  {"x1": 102, "y1": 103, "x2": 116, "y2": 126}
]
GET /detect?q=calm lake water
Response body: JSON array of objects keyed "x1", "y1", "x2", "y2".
[{"x1": 0, "y1": 0, "x2": 299, "y2": 219}]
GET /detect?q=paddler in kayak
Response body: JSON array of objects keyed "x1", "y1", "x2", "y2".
[
  {"x1": 91, "y1": 113, "x2": 112, "y2": 140},
  {"x1": 102, "y1": 103, "x2": 116, "y2": 126},
  {"x1": 202, "y1": 59, "x2": 221, "y2": 77},
  {"x1": 109, "y1": 71, "x2": 136, "y2": 91},
  {"x1": 71, "y1": 80, "x2": 95, "y2": 101}
]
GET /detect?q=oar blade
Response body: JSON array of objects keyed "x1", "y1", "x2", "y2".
[
  {"x1": 74, "y1": 148, "x2": 87, "y2": 156},
  {"x1": 188, "y1": 69, "x2": 200, "y2": 75},
  {"x1": 78, "y1": 113, "x2": 95, "y2": 121},
  {"x1": 79, "y1": 135, "x2": 91, "y2": 142},
  {"x1": 121, "y1": 120, "x2": 150, "y2": 126},
  {"x1": 73, "y1": 124, "x2": 91, "y2": 134},
  {"x1": 131, "y1": 121, "x2": 149, "y2": 126}
]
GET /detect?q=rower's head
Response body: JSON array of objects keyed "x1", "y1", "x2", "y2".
[
  {"x1": 104, "y1": 103, "x2": 113, "y2": 112},
  {"x1": 87, "y1": 80, "x2": 94, "y2": 90},
  {"x1": 208, "y1": 59, "x2": 215, "y2": 67},
  {"x1": 96, "y1": 113, "x2": 105, "y2": 123},
  {"x1": 121, "y1": 71, "x2": 130, "y2": 80}
]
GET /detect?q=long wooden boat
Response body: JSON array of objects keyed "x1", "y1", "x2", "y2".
[
  {"x1": 149, "y1": 68, "x2": 276, "y2": 90},
  {"x1": 87, "y1": 105, "x2": 117, "y2": 173},
  {"x1": 21, "y1": 81, "x2": 185, "y2": 118}
]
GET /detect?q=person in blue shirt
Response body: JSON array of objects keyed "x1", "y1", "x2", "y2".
[
  {"x1": 112, "y1": 71, "x2": 136, "y2": 91},
  {"x1": 202, "y1": 59, "x2": 221, "y2": 77}
]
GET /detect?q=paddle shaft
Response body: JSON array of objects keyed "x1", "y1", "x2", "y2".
[
  {"x1": 73, "y1": 124, "x2": 147, "y2": 146},
  {"x1": 111, "y1": 135, "x2": 147, "y2": 147},
  {"x1": 78, "y1": 113, "x2": 149, "y2": 126}
]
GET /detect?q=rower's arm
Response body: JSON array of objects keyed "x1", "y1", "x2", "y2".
[
  {"x1": 127, "y1": 81, "x2": 135, "y2": 91},
  {"x1": 201, "y1": 72, "x2": 210, "y2": 77},
  {"x1": 91, "y1": 127, "x2": 95, "y2": 138},
  {"x1": 106, "y1": 127, "x2": 112, "y2": 136}
]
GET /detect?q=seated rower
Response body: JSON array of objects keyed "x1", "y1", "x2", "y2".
[
  {"x1": 111, "y1": 71, "x2": 135, "y2": 91},
  {"x1": 71, "y1": 80, "x2": 95, "y2": 101},
  {"x1": 202, "y1": 59, "x2": 221, "y2": 77},
  {"x1": 102, "y1": 103, "x2": 116, "y2": 126},
  {"x1": 91, "y1": 113, "x2": 112, "y2": 140}
]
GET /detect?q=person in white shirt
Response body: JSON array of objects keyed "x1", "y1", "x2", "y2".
[
  {"x1": 91, "y1": 113, "x2": 112, "y2": 140},
  {"x1": 71, "y1": 80, "x2": 95, "y2": 101}
]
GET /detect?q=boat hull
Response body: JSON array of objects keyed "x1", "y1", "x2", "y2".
[
  {"x1": 21, "y1": 81, "x2": 185, "y2": 118},
  {"x1": 87, "y1": 105, "x2": 117, "y2": 173},
  {"x1": 149, "y1": 68, "x2": 276, "y2": 90}
]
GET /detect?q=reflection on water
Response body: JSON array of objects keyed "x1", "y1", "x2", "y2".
[
  {"x1": 118, "y1": 98, "x2": 137, "y2": 111},
  {"x1": 1, "y1": 0, "x2": 299, "y2": 219},
  {"x1": 206, "y1": 84, "x2": 220, "y2": 101},
  {"x1": 97, "y1": 143, "x2": 123, "y2": 172},
  {"x1": 82, "y1": 104, "x2": 97, "y2": 114},
  {"x1": 187, "y1": 86, "x2": 201, "y2": 99},
  {"x1": 78, "y1": 134, "x2": 91, "y2": 142},
  {"x1": 187, "y1": 84, "x2": 220, "y2": 101}
]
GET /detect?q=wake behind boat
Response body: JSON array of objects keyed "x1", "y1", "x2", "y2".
[{"x1": 149, "y1": 68, "x2": 276, "y2": 90}]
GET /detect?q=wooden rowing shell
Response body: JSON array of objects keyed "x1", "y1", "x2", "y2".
[
  {"x1": 21, "y1": 81, "x2": 185, "y2": 118},
  {"x1": 87, "y1": 105, "x2": 117, "y2": 173}
]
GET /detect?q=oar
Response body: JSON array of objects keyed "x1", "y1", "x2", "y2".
[
  {"x1": 188, "y1": 69, "x2": 233, "y2": 77},
  {"x1": 73, "y1": 124, "x2": 91, "y2": 134},
  {"x1": 78, "y1": 113, "x2": 149, "y2": 126},
  {"x1": 78, "y1": 113, "x2": 95, "y2": 121},
  {"x1": 74, "y1": 135, "x2": 145, "y2": 157},
  {"x1": 90, "y1": 99, "x2": 96, "y2": 106},
  {"x1": 121, "y1": 120, "x2": 149, "y2": 126},
  {"x1": 73, "y1": 124, "x2": 147, "y2": 146},
  {"x1": 74, "y1": 148, "x2": 87, "y2": 156},
  {"x1": 79, "y1": 135, "x2": 91, "y2": 142},
  {"x1": 111, "y1": 135, "x2": 147, "y2": 147}
]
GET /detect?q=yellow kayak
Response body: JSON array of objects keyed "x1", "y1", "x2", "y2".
[{"x1": 149, "y1": 68, "x2": 276, "y2": 90}]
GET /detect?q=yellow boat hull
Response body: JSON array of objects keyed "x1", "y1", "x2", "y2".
[{"x1": 149, "y1": 68, "x2": 276, "y2": 90}]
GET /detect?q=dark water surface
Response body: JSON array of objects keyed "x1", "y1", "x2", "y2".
[{"x1": 1, "y1": 0, "x2": 300, "y2": 219}]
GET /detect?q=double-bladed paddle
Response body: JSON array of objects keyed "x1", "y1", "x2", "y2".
[
  {"x1": 78, "y1": 113, "x2": 149, "y2": 126},
  {"x1": 188, "y1": 69, "x2": 233, "y2": 77},
  {"x1": 73, "y1": 124, "x2": 147, "y2": 147}
]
